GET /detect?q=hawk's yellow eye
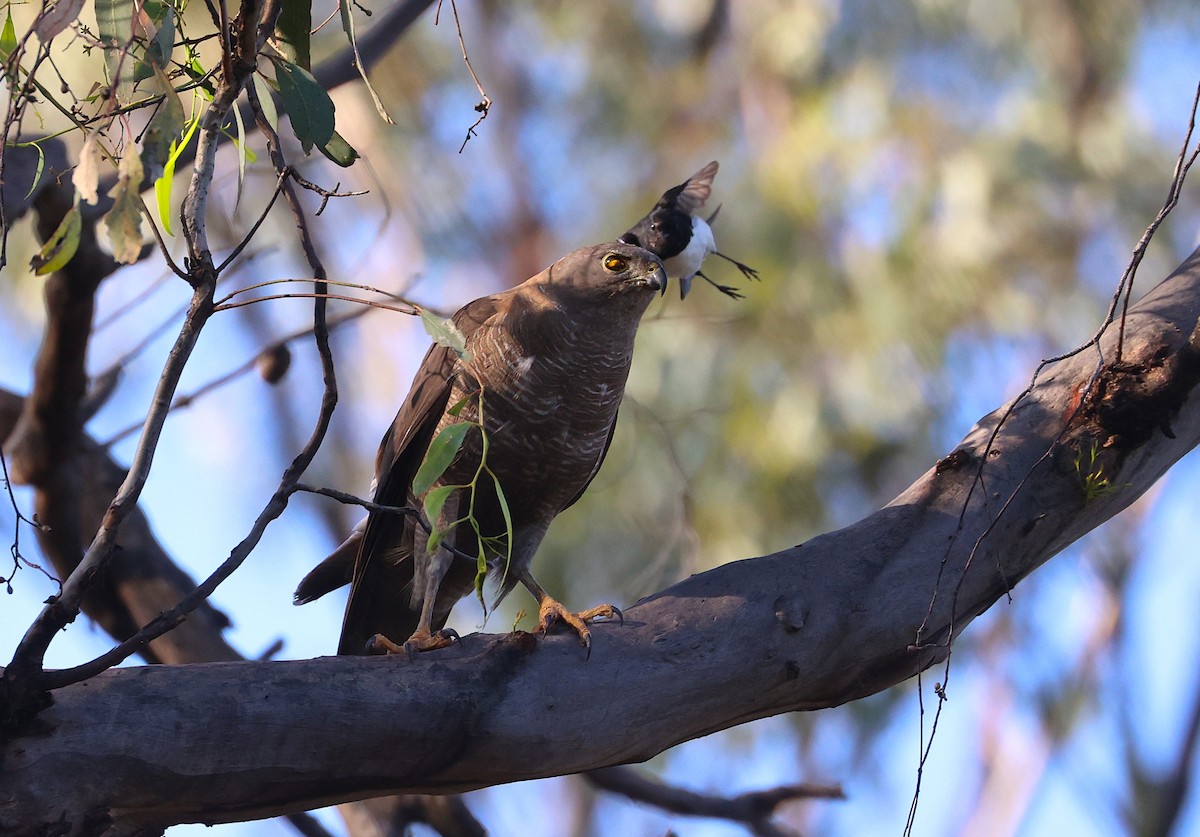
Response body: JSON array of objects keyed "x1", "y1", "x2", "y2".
[{"x1": 604, "y1": 254, "x2": 628, "y2": 273}]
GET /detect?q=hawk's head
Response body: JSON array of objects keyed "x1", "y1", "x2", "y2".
[{"x1": 542, "y1": 241, "x2": 667, "y2": 302}]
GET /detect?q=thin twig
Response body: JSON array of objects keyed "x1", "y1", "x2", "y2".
[
  {"x1": 215, "y1": 168, "x2": 290, "y2": 273},
  {"x1": 1115, "y1": 81, "x2": 1200, "y2": 362},
  {"x1": 0, "y1": 448, "x2": 55, "y2": 594},
  {"x1": 288, "y1": 169, "x2": 369, "y2": 215},
  {"x1": 292, "y1": 484, "x2": 486, "y2": 565},
  {"x1": 102, "y1": 308, "x2": 369, "y2": 448},
  {"x1": 138, "y1": 200, "x2": 189, "y2": 279},
  {"x1": 435, "y1": 0, "x2": 492, "y2": 153},
  {"x1": 213, "y1": 292, "x2": 420, "y2": 315},
  {"x1": 293, "y1": 484, "x2": 423, "y2": 521},
  {"x1": 214, "y1": 276, "x2": 419, "y2": 309},
  {"x1": 94, "y1": 271, "x2": 175, "y2": 332}
]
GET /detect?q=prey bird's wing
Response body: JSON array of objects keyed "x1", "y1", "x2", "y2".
[
  {"x1": 669, "y1": 160, "x2": 718, "y2": 215},
  {"x1": 338, "y1": 295, "x2": 500, "y2": 654}
]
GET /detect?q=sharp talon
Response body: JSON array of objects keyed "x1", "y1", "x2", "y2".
[
  {"x1": 698, "y1": 270, "x2": 745, "y2": 300},
  {"x1": 714, "y1": 250, "x2": 760, "y2": 281},
  {"x1": 609, "y1": 605, "x2": 624, "y2": 626},
  {"x1": 536, "y1": 598, "x2": 618, "y2": 652},
  {"x1": 367, "y1": 633, "x2": 405, "y2": 655},
  {"x1": 398, "y1": 628, "x2": 457, "y2": 657}
]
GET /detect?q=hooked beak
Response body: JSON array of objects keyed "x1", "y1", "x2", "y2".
[{"x1": 637, "y1": 262, "x2": 667, "y2": 296}]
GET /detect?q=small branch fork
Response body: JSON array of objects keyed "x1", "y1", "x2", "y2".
[
  {"x1": 435, "y1": 0, "x2": 491, "y2": 153},
  {"x1": 0, "y1": 449, "x2": 52, "y2": 594},
  {"x1": 587, "y1": 766, "x2": 844, "y2": 837},
  {"x1": 904, "y1": 80, "x2": 1200, "y2": 835},
  {"x1": 290, "y1": 485, "x2": 495, "y2": 568}
]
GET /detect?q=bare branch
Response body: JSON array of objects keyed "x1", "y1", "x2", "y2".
[
  {"x1": 435, "y1": 0, "x2": 492, "y2": 152},
  {"x1": 587, "y1": 766, "x2": 843, "y2": 836},
  {"x1": 102, "y1": 308, "x2": 369, "y2": 448}
]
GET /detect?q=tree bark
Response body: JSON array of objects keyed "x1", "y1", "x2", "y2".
[{"x1": 5, "y1": 247, "x2": 1200, "y2": 835}]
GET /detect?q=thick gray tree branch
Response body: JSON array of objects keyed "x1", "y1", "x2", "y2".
[{"x1": 4, "y1": 243, "x2": 1200, "y2": 835}]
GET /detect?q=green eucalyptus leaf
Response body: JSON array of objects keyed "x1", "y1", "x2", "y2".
[
  {"x1": 423, "y1": 484, "x2": 457, "y2": 529},
  {"x1": 1, "y1": 10, "x2": 17, "y2": 60},
  {"x1": 337, "y1": 0, "x2": 393, "y2": 123},
  {"x1": 155, "y1": 107, "x2": 200, "y2": 235},
  {"x1": 274, "y1": 57, "x2": 334, "y2": 153},
  {"x1": 427, "y1": 525, "x2": 445, "y2": 555},
  {"x1": 142, "y1": 66, "x2": 184, "y2": 181},
  {"x1": 276, "y1": 0, "x2": 311, "y2": 68},
  {"x1": 95, "y1": 0, "x2": 135, "y2": 102},
  {"x1": 23, "y1": 143, "x2": 45, "y2": 200},
  {"x1": 491, "y1": 472, "x2": 512, "y2": 562},
  {"x1": 252, "y1": 73, "x2": 278, "y2": 130},
  {"x1": 317, "y1": 129, "x2": 359, "y2": 167},
  {"x1": 412, "y1": 421, "x2": 471, "y2": 496},
  {"x1": 474, "y1": 540, "x2": 487, "y2": 608},
  {"x1": 145, "y1": 0, "x2": 174, "y2": 68},
  {"x1": 419, "y1": 307, "x2": 471, "y2": 361},
  {"x1": 232, "y1": 101, "x2": 247, "y2": 207},
  {"x1": 30, "y1": 203, "x2": 81, "y2": 275}
]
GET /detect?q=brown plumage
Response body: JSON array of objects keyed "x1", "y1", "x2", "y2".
[{"x1": 295, "y1": 242, "x2": 666, "y2": 655}]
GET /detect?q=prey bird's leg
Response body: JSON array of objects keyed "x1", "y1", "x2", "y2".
[
  {"x1": 517, "y1": 569, "x2": 620, "y2": 650},
  {"x1": 713, "y1": 250, "x2": 760, "y2": 281},
  {"x1": 696, "y1": 271, "x2": 746, "y2": 300}
]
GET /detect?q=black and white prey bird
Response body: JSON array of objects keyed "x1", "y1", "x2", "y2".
[{"x1": 620, "y1": 160, "x2": 759, "y2": 299}]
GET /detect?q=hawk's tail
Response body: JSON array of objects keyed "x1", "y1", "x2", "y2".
[{"x1": 294, "y1": 527, "x2": 361, "y2": 605}]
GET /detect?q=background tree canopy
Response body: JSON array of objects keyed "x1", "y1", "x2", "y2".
[{"x1": 4, "y1": 0, "x2": 1200, "y2": 834}]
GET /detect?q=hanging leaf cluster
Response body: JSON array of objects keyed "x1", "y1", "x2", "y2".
[{"x1": 8, "y1": 0, "x2": 394, "y2": 276}]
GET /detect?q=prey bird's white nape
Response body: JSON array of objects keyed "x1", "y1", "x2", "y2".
[{"x1": 620, "y1": 160, "x2": 759, "y2": 299}]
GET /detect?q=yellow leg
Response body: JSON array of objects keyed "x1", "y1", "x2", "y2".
[
  {"x1": 376, "y1": 500, "x2": 462, "y2": 658},
  {"x1": 535, "y1": 595, "x2": 621, "y2": 648},
  {"x1": 368, "y1": 627, "x2": 458, "y2": 657}
]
